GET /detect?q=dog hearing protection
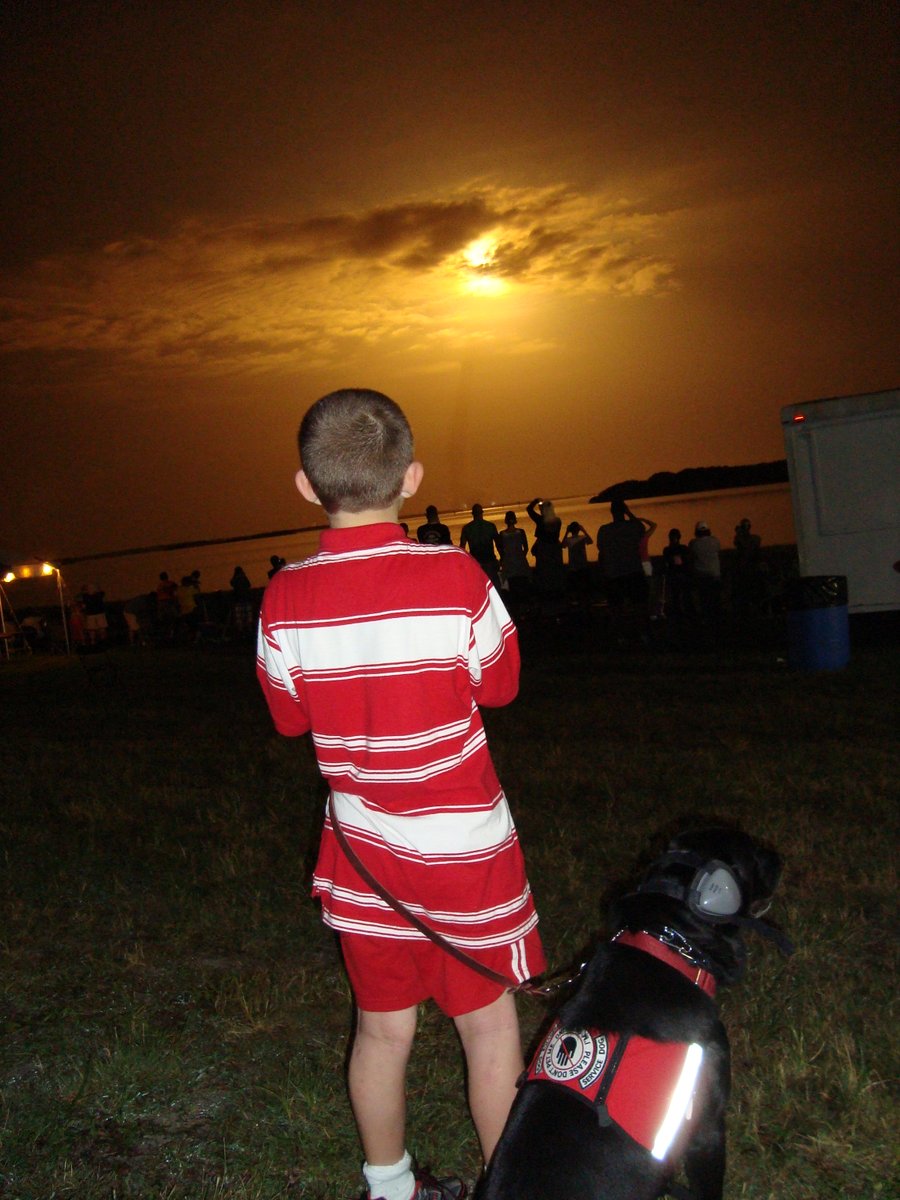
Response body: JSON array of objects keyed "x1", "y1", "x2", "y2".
[
  {"x1": 638, "y1": 850, "x2": 744, "y2": 923},
  {"x1": 689, "y1": 863, "x2": 742, "y2": 918},
  {"x1": 635, "y1": 847, "x2": 795, "y2": 956}
]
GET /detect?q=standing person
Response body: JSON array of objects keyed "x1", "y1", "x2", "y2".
[
  {"x1": 122, "y1": 595, "x2": 148, "y2": 645},
  {"x1": 638, "y1": 516, "x2": 658, "y2": 579},
  {"x1": 636, "y1": 515, "x2": 659, "y2": 618},
  {"x1": 177, "y1": 573, "x2": 201, "y2": 639},
  {"x1": 594, "y1": 499, "x2": 649, "y2": 637},
  {"x1": 562, "y1": 521, "x2": 593, "y2": 599},
  {"x1": 80, "y1": 583, "x2": 108, "y2": 647},
  {"x1": 68, "y1": 590, "x2": 85, "y2": 647},
  {"x1": 268, "y1": 554, "x2": 287, "y2": 580},
  {"x1": 497, "y1": 511, "x2": 532, "y2": 604},
  {"x1": 689, "y1": 520, "x2": 722, "y2": 619},
  {"x1": 155, "y1": 571, "x2": 179, "y2": 639},
  {"x1": 257, "y1": 389, "x2": 544, "y2": 1200},
  {"x1": 526, "y1": 498, "x2": 565, "y2": 600},
  {"x1": 732, "y1": 517, "x2": 764, "y2": 613},
  {"x1": 416, "y1": 505, "x2": 452, "y2": 546},
  {"x1": 459, "y1": 503, "x2": 502, "y2": 589},
  {"x1": 661, "y1": 528, "x2": 693, "y2": 619},
  {"x1": 230, "y1": 565, "x2": 254, "y2": 633}
]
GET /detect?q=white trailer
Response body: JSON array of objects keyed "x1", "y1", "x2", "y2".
[{"x1": 781, "y1": 388, "x2": 900, "y2": 613}]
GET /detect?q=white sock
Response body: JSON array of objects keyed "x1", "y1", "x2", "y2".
[{"x1": 363, "y1": 1150, "x2": 415, "y2": 1200}]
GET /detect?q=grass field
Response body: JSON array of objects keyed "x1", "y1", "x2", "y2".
[{"x1": 1, "y1": 622, "x2": 897, "y2": 1199}]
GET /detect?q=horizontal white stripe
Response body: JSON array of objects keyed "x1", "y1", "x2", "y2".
[
  {"x1": 316, "y1": 881, "x2": 535, "y2": 926},
  {"x1": 316, "y1": 727, "x2": 488, "y2": 785},
  {"x1": 331, "y1": 790, "x2": 514, "y2": 856},
  {"x1": 267, "y1": 602, "x2": 471, "y2": 630},
  {"x1": 300, "y1": 660, "x2": 464, "y2": 685},
  {"x1": 314, "y1": 709, "x2": 476, "y2": 754},
  {"x1": 303, "y1": 541, "x2": 465, "y2": 569},
  {"x1": 317, "y1": 906, "x2": 541, "y2": 948},
  {"x1": 341, "y1": 829, "x2": 516, "y2": 868},
  {"x1": 343, "y1": 795, "x2": 503, "y2": 817},
  {"x1": 269, "y1": 611, "x2": 480, "y2": 673}
]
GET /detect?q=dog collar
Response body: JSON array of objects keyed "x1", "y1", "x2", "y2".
[{"x1": 613, "y1": 930, "x2": 717, "y2": 997}]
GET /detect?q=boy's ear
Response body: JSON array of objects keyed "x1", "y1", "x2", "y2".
[
  {"x1": 400, "y1": 460, "x2": 424, "y2": 499},
  {"x1": 295, "y1": 470, "x2": 321, "y2": 505}
]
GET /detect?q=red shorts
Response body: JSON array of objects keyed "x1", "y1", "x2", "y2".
[{"x1": 339, "y1": 931, "x2": 545, "y2": 1018}]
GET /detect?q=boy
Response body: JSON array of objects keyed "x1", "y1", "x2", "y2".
[{"x1": 256, "y1": 389, "x2": 544, "y2": 1200}]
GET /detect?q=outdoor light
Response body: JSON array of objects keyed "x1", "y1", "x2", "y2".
[
  {"x1": 1, "y1": 560, "x2": 70, "y2": 655},
  {"x1": 7, "y1": 560, "x2": 57, "y2": 579}
]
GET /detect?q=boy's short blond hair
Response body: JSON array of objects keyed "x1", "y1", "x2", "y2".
[{"x1": 298, "y1": 388, "x2": 414, "y2": 514}]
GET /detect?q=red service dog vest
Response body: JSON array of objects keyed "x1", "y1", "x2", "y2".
[{"x1": 524, "y1": 1019, "x2": 704, "y2": 1160}]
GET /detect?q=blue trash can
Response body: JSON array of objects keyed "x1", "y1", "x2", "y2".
[{"x1": 785, "y1": 575, "x2": 850, "y2": 671}]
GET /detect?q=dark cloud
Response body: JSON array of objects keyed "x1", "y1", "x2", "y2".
[
  {"x1": 0, "y1": 183, "x2": 679, "y2": 376},
  {"x1": 351, "y1": 200, "x2": 492, "y2": 264},
  {"x1": 491, "y1": 228, "x2": 575, "y2": 277}
]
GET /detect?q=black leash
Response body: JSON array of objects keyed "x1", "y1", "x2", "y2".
[{"x1": 327, "y1": 794, "x2": 579, "y2": 998}]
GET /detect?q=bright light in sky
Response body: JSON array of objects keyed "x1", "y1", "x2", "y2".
[
  {"x1": 464, "y1": 238, "x2": 497, "y2": 269},
  {"x1": 461, "y1": 236, "x2": 506, "y2": 294},
  {"x1": 464, "y1": 273, "x2": 506, "y2": 296}
]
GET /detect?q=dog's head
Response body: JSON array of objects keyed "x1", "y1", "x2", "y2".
[
  {"x1": 613, "y1": 827, "x2": 790, "y2": 984},
  {"x1": 647, "y1": 828, "x2": 783, "y2": 922}
]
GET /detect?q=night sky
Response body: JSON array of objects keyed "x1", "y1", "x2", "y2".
[{"x1": 2, "y1": 1, "x2": 897, "y2": 565}]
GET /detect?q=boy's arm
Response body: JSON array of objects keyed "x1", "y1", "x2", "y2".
[
  {"x1": 469, "y1": 576, "x2": 520, "y2": 708},
  {"x1": 256, "y1": 620, "x2": 312, "y2": 737}
]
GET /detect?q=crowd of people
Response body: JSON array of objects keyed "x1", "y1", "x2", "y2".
[
  {"x1": 10, "y1": 555, "x2": 286, "y2": 654},
  {"x1": 415, "y1": 499, "x2": 771, "y2": 637},
  {"x1": 59, "y1": 563, "x2": 270, "y2": 650},
  {"x1": 30, "y1": 497, "x2": 769, "y2": 656}
]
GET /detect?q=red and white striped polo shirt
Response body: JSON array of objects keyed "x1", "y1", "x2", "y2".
[{"x1": 256, "y1": 523, "x2": 543, "y2": 971}]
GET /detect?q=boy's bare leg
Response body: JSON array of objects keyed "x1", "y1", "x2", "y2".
[
  {"x1": 348, "y1": 1005, "x2": 418, "y2": 1165},
  {"x1": 454, "y1": 990, "x2": 523, "y2": 1162}
]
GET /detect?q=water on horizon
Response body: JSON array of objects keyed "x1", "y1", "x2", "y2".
[{"x1": 15, "y1": 483, "x2": 794, "y2": 607}]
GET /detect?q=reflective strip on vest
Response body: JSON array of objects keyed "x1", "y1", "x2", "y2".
[{"x1": 524, "y1": 1020, "x2": 704, "y2": 1159}]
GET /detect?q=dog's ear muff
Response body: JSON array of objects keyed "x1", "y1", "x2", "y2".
[
  {"x1": 690, "y1": 861, "x2": 743, "y2": 920},
  {"x1": 640, "y1": 850, "x2": 744, "y2": 921}
]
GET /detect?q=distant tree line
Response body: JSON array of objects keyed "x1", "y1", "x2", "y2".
[{"x1": 590, "y1": 460, "x2": 788, "y2": 503}]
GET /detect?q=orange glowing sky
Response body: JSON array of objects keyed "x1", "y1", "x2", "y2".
[{"x1": 1, "y1": 2, "x2": 897, "y2": 564}]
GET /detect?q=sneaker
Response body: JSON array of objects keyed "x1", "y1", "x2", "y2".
[
  {"x1": 363, "y1": 1169, "x2": 468, "y2": 1200},
  {"x1": 410, "y1": 1170, "x2": 467, "y2": 1200}
]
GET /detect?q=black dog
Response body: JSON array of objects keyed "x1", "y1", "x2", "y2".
[{"x1": 480, "y1": 829, "x2": 792, "y2": 1200}]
